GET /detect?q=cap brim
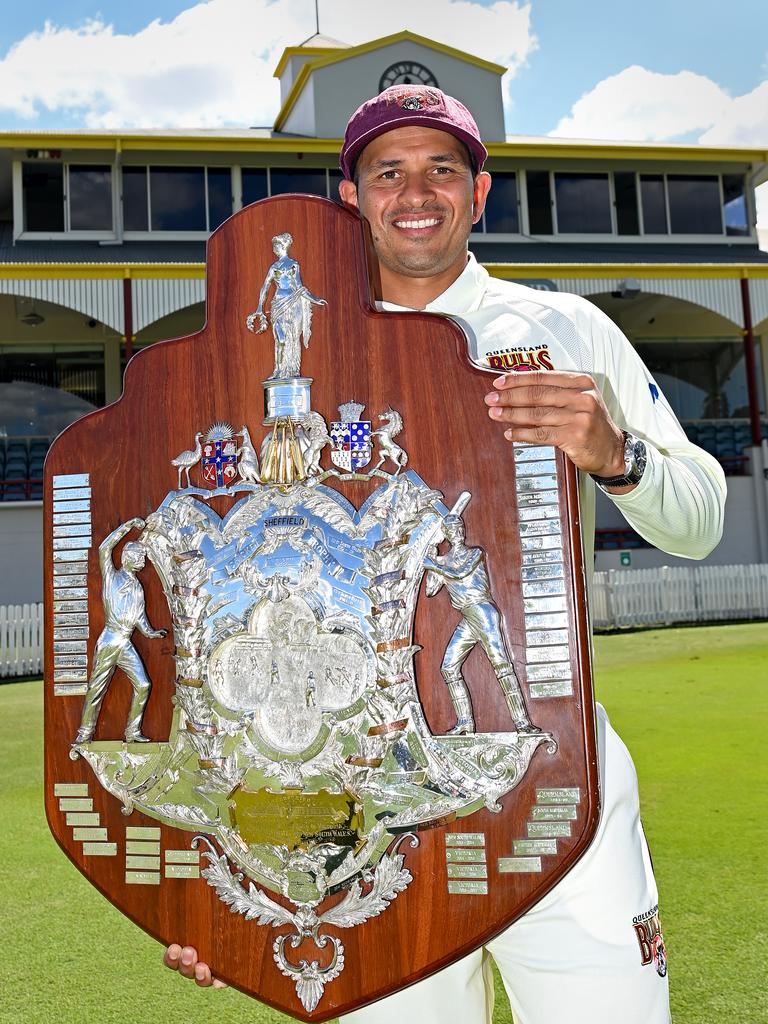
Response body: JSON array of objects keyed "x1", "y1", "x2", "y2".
[{"x1": 341, "y1": 116, "x2": 488, "y2": 180}]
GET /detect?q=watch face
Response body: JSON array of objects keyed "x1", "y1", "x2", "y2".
[{"x1": 379, "y1": 61, "x2": 439, "y2": 91}]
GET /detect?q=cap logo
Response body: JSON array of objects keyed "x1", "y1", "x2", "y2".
[{"x1": 401, "y1": 96, "x2": 422, "y2": 110}]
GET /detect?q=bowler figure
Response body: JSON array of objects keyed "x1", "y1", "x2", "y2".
[{"x1": 74, "y1": 518, "x2": 166, "y2": 744}]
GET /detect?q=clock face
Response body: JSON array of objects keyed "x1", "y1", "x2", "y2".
[{"x1": 379, "y1": 61, "x2": 439, "y2": 91}]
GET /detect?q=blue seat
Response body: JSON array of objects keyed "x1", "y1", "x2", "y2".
[
  {"x1": 697, "y1": 429, "x2": 717, "y2": 455},
  {"x1": 734, "y1": 424, "x2": 753, "y2": 449}
]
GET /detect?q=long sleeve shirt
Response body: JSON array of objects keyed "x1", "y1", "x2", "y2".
[{"x1": 382, "y1": 254, "x2": 726, "y2": 572}]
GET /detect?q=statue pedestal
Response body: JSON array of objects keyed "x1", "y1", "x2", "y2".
[{"x1": 263, "y1": 375, "x2": 312, "y2": 422}]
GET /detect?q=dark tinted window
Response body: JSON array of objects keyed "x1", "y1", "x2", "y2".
[
  {"x1": 614, "y1": 172, "x2": 639, "y2": 235},
  {"x1": 328, "y1": 169, "x2": 343, "y2": 202},
  {"x1": 150, "y1": 167, "x2": 206, "y2": 230},
  {"x1": 526, "y1": 171, "x2": 552, "y2": 234},
  {"x1": 640, "y1": 175, "x2": 667, "y2": 233},
  {"x1": 22, "y1": 163, "x2": 64, "y2": 232},
  {"x1": 667, "y1": 175, "x2": 721, "y2": 234},
  {"x1": 242, "y1": 169, "x2": 268, "y2": 207},
  {"x1": 207, "y1": 167, "x2": 232, "y2": 229},
  {"x1": 123, "y1": 167, "x2": 148, "y2": 230},
  {"x1": 484, "y1": 172, "x2": 519, "y2": 233},
  {"x1": 723, "y1": 174, "x2": 749, "y2": 237},
  {"x1": 270, "y1": 168, "x2": 328, "y2": 197},
  {"x1": 554, "y1": 173, "x2": 612, "y2": 233},
  {"x1": 69, "y1": 165, "x2": 112, "y2": 230}
]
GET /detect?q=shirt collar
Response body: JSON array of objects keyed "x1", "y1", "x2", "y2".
[{"x1": 378, "y1": 252, "x2": 489, "y2": 316}]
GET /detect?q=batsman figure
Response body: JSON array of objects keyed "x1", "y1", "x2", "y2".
[
  {"x1": 74, "y1": 518, "x2": 166, "y2": 744},
  {"x1": 424, "y1": 513, "x2": 537, "y2": 736}
]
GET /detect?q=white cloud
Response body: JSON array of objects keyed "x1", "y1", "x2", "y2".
[
  {"x1": 0, "y1": 0, "x2": 537, "y2": 129},
  {"x1": 549, "y1": 65, "x2": 732, "y2": 142},
  {"x1": 549, "y1": 67, "x2": 768, "y2": 243}
]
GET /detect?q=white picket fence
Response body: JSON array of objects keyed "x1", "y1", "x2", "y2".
[
  {"x1": 592, "y1": 564, "x2": 768, "y2": 630},
  {"x1": 1, "y1": 567, "x2": 767, "y2": 676},
  {"x1": 0, "y1": 603, "x2": 44, "y2": 678}
]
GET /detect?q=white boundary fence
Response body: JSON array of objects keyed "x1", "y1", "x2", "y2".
[
  {"x1": 592, "y1": 564, "x2": 768, "y2": 630},
  {"x1": 0, "y1": 603, "x2": 43, "y2": 678},
  {"x1": 1, "y1": 566, "x2": 767, "y2": 676}
]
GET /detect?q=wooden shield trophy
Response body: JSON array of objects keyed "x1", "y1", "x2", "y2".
[{"x1": 44, "y1": 195, "x2": 599, "y2": 1021}]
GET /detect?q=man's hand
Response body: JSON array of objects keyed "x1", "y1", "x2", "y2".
[
  {"x1": 163, "y1": 944, "x2": 227, "y2": 988},
  {"x1": 484, "y1": 371, "x2": 633, "y2": 487}
]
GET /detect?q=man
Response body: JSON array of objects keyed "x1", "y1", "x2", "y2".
[
  {"x1": 165, "y1": 86, "x2": 725, "y2": 1022},
  {"x1": 74, "y1": 517, "x2": 166, "y2": 744}
]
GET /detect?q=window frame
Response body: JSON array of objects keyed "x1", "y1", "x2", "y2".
[{"x1": 14, "y1": 159, "x2": 118, "y2": 241}]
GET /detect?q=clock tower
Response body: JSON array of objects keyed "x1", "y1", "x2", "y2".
[{"x1": 272, "y1": 30, "x2": 506, "y2": 143}]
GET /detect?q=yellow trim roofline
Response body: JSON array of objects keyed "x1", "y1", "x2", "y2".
[
  {"x1": 0, "y1": 131, "x2": 765, "y2": 175},
  {"x1": 1, "y1": 262, "x2": 767, "y2": 281},
  {"x1": 273, "y1": 30, "x2": 506, "y2": 132},
  {"x1": 0, "y1": 133, "x2": 345, "y2": 154},
  {"x1": 487, "y1": 140, "x2": 768, "y2": 166},
  {"x1": 273, "y1": 46, "x2": 345, "y2": 80}
]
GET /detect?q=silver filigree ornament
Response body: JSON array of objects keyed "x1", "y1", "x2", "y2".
[{"x1": 193, "y1": 834, "x2": 415, "y2": 1012}]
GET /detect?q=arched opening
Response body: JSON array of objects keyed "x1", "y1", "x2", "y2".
[{"x1": 0, "y1": 293, "x2": 121, "y2": 500}]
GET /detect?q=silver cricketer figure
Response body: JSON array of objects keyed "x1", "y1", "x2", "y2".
[
  {"x1": 74, "y1": 518, "x2": 166, "y2": 744},
  {"x1": 424, "y1": 514, "x2": 537, "y2": 736}
]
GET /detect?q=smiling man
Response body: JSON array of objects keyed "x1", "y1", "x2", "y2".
[{"x1": 165, "y1": 85, "x2": 725, "y2": 1024}]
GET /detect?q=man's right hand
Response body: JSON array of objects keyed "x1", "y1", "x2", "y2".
[{"x1": 163, "y1": 944, "x2": 228, "y2": 988}]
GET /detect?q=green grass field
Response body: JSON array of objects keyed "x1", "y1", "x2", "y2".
[{"x1": 1, "y1": 623, "x2": 766, "y2": 1024}]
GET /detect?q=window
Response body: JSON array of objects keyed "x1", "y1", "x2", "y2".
[
  {"x1": 150, "y1": 167, "x2": 206, "y2": 230},
  {"x1": 122, "y1": 166, "x2": 232, "y2": 232},
  {"x1": 207, "y1": 167, "x2": 233, "y2": 229},
  {"x1": 123, "y1": 167, "x2": 149, "y2": 231},
  {"x1": 555, "y1": 173, "x2": 612, "y2": 233},
  {"x1": 269, "y1": 168, "x2": 328, "y2": 197},
  {"x1": 723, "y1": 174, "x2": 749, "y2": 237},
  {"x1": 242, "y1": 168, "x2": 343, "y2": 207},
  {"x1": 22, "y1": 163, "x2": 64, "y2": 231},
  {"x1": 640, "y1": 175, "x2": 668, "y2": 234},
  {"x1": 667, "y1": 175, "x2": 722, "y2": 234},
  {"x1": 482, "y1": 172, "x2": 519, "y2": 233},
  {"x1": 526, "y1": 171, "x2": 552, "y2": 234},
  {"x1": 69, "y1": 165, "x2": 112, "y2": 230},
  {"x1": 0, "y1": 344, "x2": 105, "y2": 439},
  {"x1": 22, "y1": 162, "x2": 113, "y2": 232},
  {"x1": 242, "y1": 169, "x2": 268, "y2": 207},
  {"x1": 614, "y1": 172, "x2": 639, "y2": 235}
]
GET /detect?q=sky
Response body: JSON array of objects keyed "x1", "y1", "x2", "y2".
[{"x1": 0, "y1": 0, "x2": 766, "y2": 233}]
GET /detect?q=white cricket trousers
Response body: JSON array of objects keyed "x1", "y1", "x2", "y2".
[{"x1": 340, "y1": 705, "x2": 671, "y2": 1024}]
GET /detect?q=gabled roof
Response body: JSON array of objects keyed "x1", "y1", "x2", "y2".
[
  {"x1": 273, "y1": 29, "x2": 507, "y2": 132},
  {"x1": 272, "y1": 34, "x2": 350, "y2": 80}
]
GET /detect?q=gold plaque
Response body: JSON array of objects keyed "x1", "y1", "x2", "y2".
[{"x1": 228, "y1": 787, "x2": 362, "y2": 849}]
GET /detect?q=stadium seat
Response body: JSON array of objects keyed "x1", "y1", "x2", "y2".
[{"x1": 697, "y1": 426, "x2": 717, "y2": 455}]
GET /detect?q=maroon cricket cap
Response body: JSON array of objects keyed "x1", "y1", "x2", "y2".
[{"x1": 340, "y1": 85, "x2": 488, "y2": 180}]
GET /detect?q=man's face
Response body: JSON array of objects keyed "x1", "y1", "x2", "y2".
[{"x1": 339, "y1": 126, "x2": 490, "y2": 284}]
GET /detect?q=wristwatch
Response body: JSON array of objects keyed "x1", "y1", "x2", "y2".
[{"x1": 590, "y1": 431, "x2": 647, "y2": 488}]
